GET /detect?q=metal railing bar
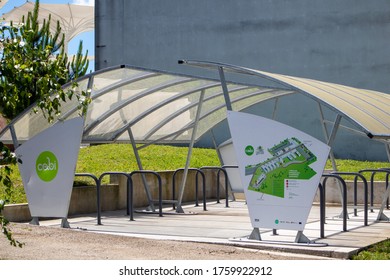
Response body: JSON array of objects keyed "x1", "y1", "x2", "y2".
[
  {"x1": 200, "y1": 166, "x2": 230, "y2": 208},
  {"x1": 98, "y1": 172, "x2": 134, "y2": 221},
  {"x1": 172, "y1": 168, "x2": 207, "y2": 211},
  {"x1": 130, "y1": 170, "x2": 163, "y2": 217},
  {"x1": 74, "y1": 173, "x2": 101, "y2": 225},
  {"x1": 331, "y1": 172, "x2": 368, "y2": 226}
]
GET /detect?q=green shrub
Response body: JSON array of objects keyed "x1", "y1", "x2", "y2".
[{"x1": 352, "y1": 239, "x2": 390, "y2": 260}]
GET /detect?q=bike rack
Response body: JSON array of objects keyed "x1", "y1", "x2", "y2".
[
  {"x1": 130, "y1": 170, "x2": 163, "y2": 217},
  {"x1": 317, "y1": 181, "x2": 326, "y2": 238},
  {"x1": 98, "y1": 172, "x2": 134, "y2": 221},
  {"x1": 172, "y1": 168, "x2": 206, "y2": 211},
  {"x1": 331, "y1": 171, "x2": 369, "y2": 226},
  {"x1": 200, "y1": 166, "x2": 230, "y2": 208},
  {"x1": 321, "y1": 173, "x2": 348, "y2": 233},
  {"x1": 379, "y1": 168, "x2": 390, "y2": 210},
  {"x1": 74, "y1": 173, "x2": 101, "y2": 225},
  {"x1": 359, "y1": 168, "x2": 390, "y2": 221}
]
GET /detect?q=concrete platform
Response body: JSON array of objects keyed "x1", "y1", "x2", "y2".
[{"x1": 39, "y1": 200, "x2": 390, "y2": 259}]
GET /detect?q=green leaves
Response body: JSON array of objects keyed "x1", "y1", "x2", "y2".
[
  {"x1": 353, "y1": 239, "x2": 390, "y2": 260},
  {"x1": 0, "y1": 215, "x2": 24, "y2": 248},
  {"x1": 0, "y1": 0, "x2": 90, "y2": 248},
  {"x1": 0, "y1": 143, "x2": 21, "y2": 247},
  {"x1": 0, "y1": 0, "x2": 90, "y2": 122}
]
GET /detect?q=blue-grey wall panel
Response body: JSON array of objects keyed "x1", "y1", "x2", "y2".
[{"x1": 95, "y1": 0, "x2": 390, "y2": 160}]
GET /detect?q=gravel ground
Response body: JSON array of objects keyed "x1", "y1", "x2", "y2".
[{"x1": 0, "y1": 223, "x2": 322, "y2": 260}]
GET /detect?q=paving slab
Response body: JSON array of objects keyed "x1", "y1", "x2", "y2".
[{"x1": 39, "y1": 200, "x2": 390, "y2": 259}]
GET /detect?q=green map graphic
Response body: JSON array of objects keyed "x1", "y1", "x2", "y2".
[{"x1": 247, "y1": 137, "x2": 317, "y2": 198}]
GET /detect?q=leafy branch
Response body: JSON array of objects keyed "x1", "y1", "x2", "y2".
[
  {"x1": 0, "y1": 143, "x2": 23, "y2": 247},
  {"x1": 0, "y1": 0, "x2": 90, "y2": 247}
]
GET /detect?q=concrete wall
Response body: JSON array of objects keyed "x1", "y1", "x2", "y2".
[
  {"x1": 95, "y1": 0, "x2": 390, "y2": 160},
  {"x1": 5, "y1": 174, "x2": 388, "y2": 222},
  {"x1": 313, "y1": 179, "x2": 389, "y2": 206}
]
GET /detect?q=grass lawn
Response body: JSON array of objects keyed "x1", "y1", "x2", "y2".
[
  {"x1": 2, "y1": 144, "x2": 221, "y2": 204},
  {"x1": 4, "y1": 143, "x2": 390, "y2": 203}
]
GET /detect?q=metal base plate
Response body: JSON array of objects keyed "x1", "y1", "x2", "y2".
[{"x1": 134, "y1": 209, "x2": 198, "y2": 215}]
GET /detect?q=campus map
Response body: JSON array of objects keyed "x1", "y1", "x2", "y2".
[{"x1": 246, "y1": 137, "x2": 317, "y2": 198}]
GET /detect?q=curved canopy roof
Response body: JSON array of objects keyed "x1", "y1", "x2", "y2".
[{"x1": 1, "y1": 62, "x2": 390, "y2": 147}]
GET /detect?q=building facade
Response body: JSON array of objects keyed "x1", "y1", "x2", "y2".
[{"x1": 95, "y1": 0, "x2": 390, "y2": 160}]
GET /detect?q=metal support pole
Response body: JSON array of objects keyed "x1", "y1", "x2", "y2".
[
  {"x1": 377, "y1": 185, "x2": 390, "y2": 221},
  {"x1": 9, "y1": 125, "x2": 19, "y2": 148},
  {"x1": 211, "y1": 130, "x2": 225, "y2": 172},
  {"x1": 323, "y1": 113, "x2": 347, "y2": 216},
  {"x1": 327, "y1": 114, "x2": 342, "y2": 147},
  {"x1": 272, "y1": 97, "x2": 279, "y2": 120},
  {"x1": 318, "y1": 104, "x2": 335, "y2": 169},
  {"x1": 218, "y1": 67, "x2": 232, "y2": 111},
  {"x1": 128, "y1": 128, "x2": 155, "y2": 211},
  {"x1": 385, "y1": 143, "x2": 390, "y2": 161},
  {"x1": 318, "y1": 104, "x2": 340, "y2": 171},
  {"x1": 176, "y1": 90, "x2": 206, "y2": 212}
]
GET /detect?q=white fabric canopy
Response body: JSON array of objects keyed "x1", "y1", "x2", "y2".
[
  {"x1": 1, "y1": 1, "x2": 94, "y2": 52},
  {"x1": 0, "y1": 0, "x2": 9, "y2": 9}
]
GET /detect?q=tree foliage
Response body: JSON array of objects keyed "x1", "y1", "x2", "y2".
[
  {"x1": 0, "y1": 0, "x2": 91, "y2": 247},
  {"x1": 0, "y1": 0, "x2": 90, "y2": 121},
  {"x1": 0, "y1": 142, "x2": 22, "y2": 247}
]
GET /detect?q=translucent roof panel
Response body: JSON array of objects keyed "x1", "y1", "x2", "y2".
[{"x1": 253, "y1": 70, "x2": 390, "y2": 138}]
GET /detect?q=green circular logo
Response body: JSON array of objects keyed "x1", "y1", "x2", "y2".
[
  {"x1": 275, "y1": 219, "x2": 279, "y2": 224},
  {"x1": 36, "y1": 151, "x2": 58, "y2": 182},
  {"x1": 245, "y1": 145, "x2": 254, "y2": 156}
]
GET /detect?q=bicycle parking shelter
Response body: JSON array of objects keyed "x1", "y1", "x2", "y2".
[{"x1": 1, "y1": 60, "x2": 390, "y2": 243}]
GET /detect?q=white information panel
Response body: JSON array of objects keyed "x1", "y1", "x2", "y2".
[
  {"x1": 227, "y1": 111, "x2": 330, "y2": 231},
  {"x1": 15, "y1": 117, "x2": 84, "y2": 218}
]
